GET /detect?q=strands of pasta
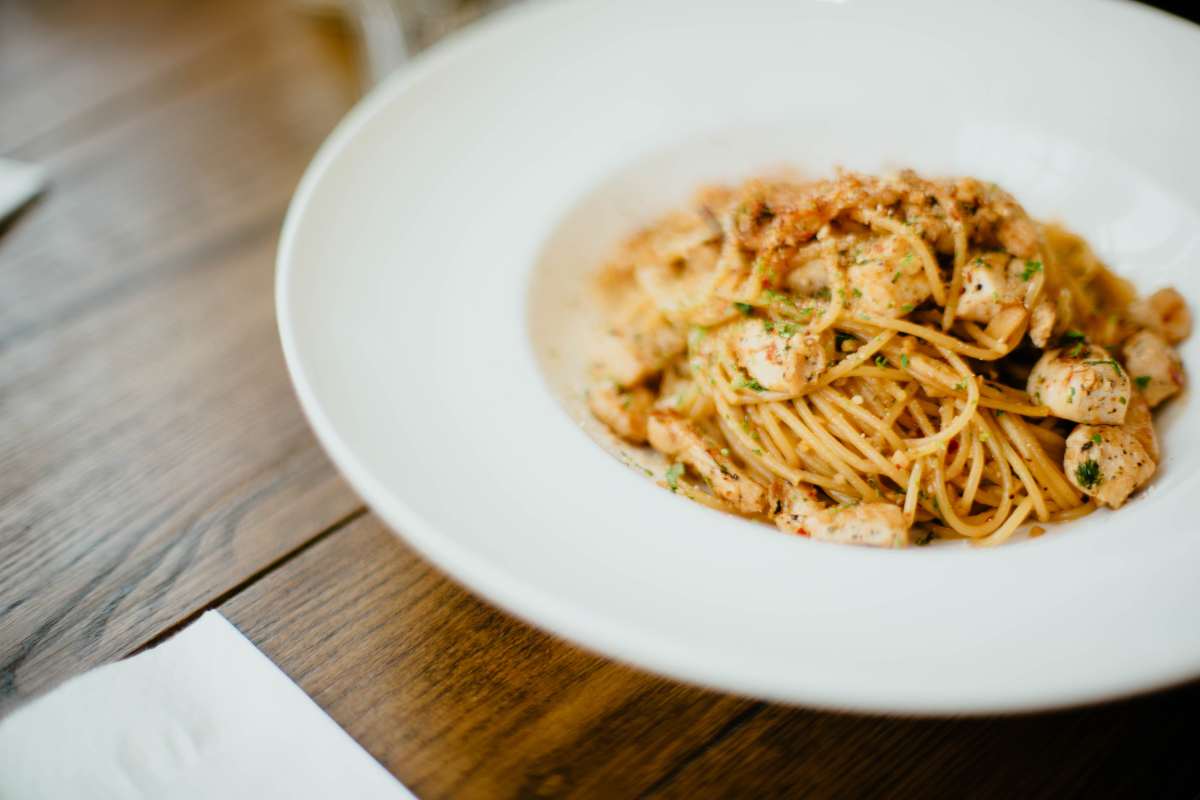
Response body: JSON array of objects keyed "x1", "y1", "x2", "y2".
[{"x1": 588, "y1": 170, "x2": 1185, "y2": 547}]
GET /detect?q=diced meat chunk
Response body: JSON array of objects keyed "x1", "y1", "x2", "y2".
[
  {"x1": 647, "y1": 412, "x2": 767, "y2": 513},
  {"x1": 846, "y1": 235, "x2": 931, "y2": 318},
  {"x1": 1123, "y1": 392, "x2": 1159, "y2": 462},
  {"x1": 785, "y1": 257, "x2": 831, "y2": 295},
  {"x1": 956, "y1": 252, "x2": 1036, "y2": 322},
  {"x1": 1129, "y1": 287, "x2": 1191, "y2": 344},
  {"x1": 729, "y1": 319, "x2": 834, "y2": 394},
  {"x1": 1123, "y1": 329, "x2": 1184, "y2": 408},
  {"x1": 588, "y1": 382, "x2": 654, "y2": 443},
  {"x1": 1027, "y1": 345, "x2": 1131, "y2": 424},
  {"x1": 1029, "y1": 298, "x2": 1057, "y2": 348},
  {"x1": 770, "y1": 482, "x2": 908, "y2": 547},
  {"x1": 592, "y1": 317, "x2": 685, "y2": 386},
  {"x1": 1064, "y1": 424, "x2": 1155, "y2": 509}
]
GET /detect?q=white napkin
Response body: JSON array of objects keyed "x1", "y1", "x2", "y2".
[
  {"x1": 0, "y1": 612, "x2": 415, "y2": 800},
  {"x1": 0, "y1": 157, "x2": 46, "y2": 224}
]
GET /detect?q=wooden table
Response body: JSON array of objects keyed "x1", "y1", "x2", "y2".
[{"x1": 3, "y1": 1, "x2": 1199, "y2": 796}]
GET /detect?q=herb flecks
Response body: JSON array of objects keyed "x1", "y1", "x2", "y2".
[
  {"x1": 1075, "y1": 458, "x2": 1102, "y2": 490},
  {"x1": 1135, "y1": 375, "x2": 1151, "y2": 390},
  {"x1": 1021, "y1": 259, "x2": 1043, "y2": 281},
  {"x1": 1085, "y1": 358, "x2": 1123, "y2": 376},
  {"x1": 665, "y1": 462, "x2": 684, "y2": 492},
  {"x1": 734, "y1": 302, "x2": 754, "y2": 316}
]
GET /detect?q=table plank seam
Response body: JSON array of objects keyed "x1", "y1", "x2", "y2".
[{"x1": 127, "y1": 505, "x2": 368, "y2": 658}]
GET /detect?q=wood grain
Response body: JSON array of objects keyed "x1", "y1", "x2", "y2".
[
  {"x1": 222, "y1": 516, "x2": 1200, "y2": 799},
  {"x1": 0, "y1": 0, "x2": 364, "y2": 714},
  {"x1": 6, "y1": 1, "x2": 1200, "y2": 796}
]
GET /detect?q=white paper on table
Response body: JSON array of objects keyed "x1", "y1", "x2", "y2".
[
  {"x1": 0, "y1": 157, "x2": 46, "y2": 224},
  {"x1": 0, "y1": 611, "x2": 416, "y2": 800}
]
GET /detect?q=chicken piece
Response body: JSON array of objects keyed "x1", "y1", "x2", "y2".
[
  {"x1": 592, "y1": 315, "x2": 686, "y2": 386},
  {"x1": 1027, "y1": 345, "x2": 1132, "y2": 424},
  {"x1": 654, "y1": 367, "x2": 713, "y2": 420},
  {"x1": 845, "y1": 235, "x2": 932, "y2": 318},
  {"x1": 728, "y1": 319, "x2": 834, "y2": 394},
  {"x1": 1129, "y1": 287, "x2": 1191, "y2": 344},
  {"x1": 770, "y1": 482, "x2": 908, "y2": 547},
  {"x1": 1029, "y1": 298, "x2": 1057, "y2": 348},
  {"x1": 1123, "y1": 329, "x2": 1184, "y2": 408},
  {"x1": 647, "y1": 412, "x2": 767, "y2": 513},
  {"x1": 1064, "y1": 424, "x2": 1155, "y2": 509},
  {"x1": 588, "y1": 382, "x2": 654, "y2": 443},
  {"x1": 956, "y1": 252, "x2": 1038, "y2": 322},
  {"x1": 1123, "y1": 392, "x2": 1159, "y2": 462},
  {"x1": 784, "y1": 256, "x2": 831, "y2": 295}
]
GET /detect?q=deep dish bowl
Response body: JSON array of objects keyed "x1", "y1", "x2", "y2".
[{"x1": 278, "y1": 0, "x2": 1200, "y2": 713}]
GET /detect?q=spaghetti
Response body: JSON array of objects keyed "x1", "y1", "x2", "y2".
[{"x1": 586, "y1": 170, "x2": 1190, "y2": 547}]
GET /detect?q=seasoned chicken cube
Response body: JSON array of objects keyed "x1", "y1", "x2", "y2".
[
  {"x1": 1064, "y1": 424, "x2": 1155, "y2": 509},
  {"x1": 588, "y1": 381, "x2": 654, "y2": 443},
  {"x1": 956, "y1": 252, "x2": 1038, "y2": 322},
  {"x1": 1027, "y1": 345, "x2": 1132, "y2": 425},
  {"x1": 653, "y1": 367, "x2": 712, "y2": 420},
  {"x1": 770, "y1": 482, "x2": 908, "y2": 547},
  {"x1": 1129, "y1": 287, "x2": 1191, "y2": 344},
  {"x1": 1029, "y1": 298, "x2": 1057, "y2": 348},
  {"x1": 1123, "y1": 392, "x2": 1159, "y2": 462},
  {"x1": 784, "y1": 256, "x2": 831, "y2": 295},
  {"x1": 1123, "y1": 329, "x2": 1184, "y2": 408},
  {"x1": 647, "y1": 412, "x2": 767, "y2": 513},
  {"x1": 846, "y1": 235, "x2": 932, "y2": 318},
  {"x1": 728, "y1": 319, "x2": 834, "y2": 394},
  {"x1": 592, "y1": 317, "x2": 685, "y2": 386}
]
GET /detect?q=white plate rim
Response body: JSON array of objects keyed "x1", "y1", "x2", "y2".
[{"x1": 277, "y1": 0, "x2": 1200, "y2": 714}]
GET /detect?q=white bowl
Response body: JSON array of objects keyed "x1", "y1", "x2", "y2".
[{"x1": 278, "y1": 0, "x2": 1200, "y2": 713}]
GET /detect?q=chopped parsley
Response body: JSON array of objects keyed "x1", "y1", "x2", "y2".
[
  {"x1": 762, "y1": 320, "x2": 774, "y2": 332},
  {"x1": 900, "y1": 353, "x2": 910, "y2": 369},
  {"x1": 1074, "y1": 458, "x2": 1102, "y2": 490},
  {"x1": 734, "y1": 302, "x2": 754, "y2": 316},
  {"x1": 901, "y1": 252, "x2": 915, "y2": 266},
  {"x1": 891, "y1": 270, "x2": 901, "y2": 283},
  {"x1": 1021, "y1": 259, "x2": 1043, "y2": 281},
  {"x1": 1135, "y1": 375, "x2": 1152, "y2": 389},
  {"x1": 1091, "y1": 433, "x2": 1103, "y2": 444},
  {"x1": 914, "y1": 528, "x2": 935, "y2": 546},
  {"x1": 900, "y1": 303, "x2": 915, "y2": 313},
  {"x1": 1062, "y1": 330, "x2": 1086, "y2": 341},
  {"x1": 1068, "y1": 386, "x2": 1075, "y2": 403},
  {"x1": 874, "y1": 355, "x2": 889, "y2": 368},
  {"x1": 665, "y1": 462, "x2": 684, "y2": 492},
  {"x1": 953, "y1": 380, "x2": 967, "y2": 391},
  {"x1": 852, "y1": 288, "x2": 863, "y2": 298},
  {"x1": 1069, "y1": 341, "x2": 1086, "y2": 357},
  {"x1": 738, "y1": 378, "x2": 767, "y2": 392}
]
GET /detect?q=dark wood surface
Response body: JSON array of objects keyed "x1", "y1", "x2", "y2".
[{"x1": 3, "y1": 1, "x2": 1199, "y2": 797}]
